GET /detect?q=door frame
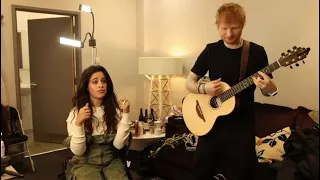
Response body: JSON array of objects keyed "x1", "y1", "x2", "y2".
[{"x1": 11, "y1": 5, "x2": 82, "y2": 114}]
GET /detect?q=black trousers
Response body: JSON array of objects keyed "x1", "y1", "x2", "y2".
[{"x1": 192, "y1": 112, "x2": 257, "y2": 180}]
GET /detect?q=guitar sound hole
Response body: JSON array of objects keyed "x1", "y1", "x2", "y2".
[{"x1": 210, "y1": 97, "x2": 221, "y2": 108}]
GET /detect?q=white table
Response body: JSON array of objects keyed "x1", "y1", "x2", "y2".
[
  {"x1": 130, "y1": 132, "x2": 165, "y2": 151},
  {"x1": 132, "y1": 132, "x2": 165, "y2": 140}
]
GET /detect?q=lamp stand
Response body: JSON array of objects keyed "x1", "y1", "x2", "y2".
[
  {"x1": 147, "y1": 75, "x2": 172, "y2": 121},
  {"x1": 92, "y1": 47, "x2": 95, "y2": 65}
]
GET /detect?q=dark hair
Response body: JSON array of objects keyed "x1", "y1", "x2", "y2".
[{"x1": 72, "y1": 65, "x2": 120, "y2": 134}]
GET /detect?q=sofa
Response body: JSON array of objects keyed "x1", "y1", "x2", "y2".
[{"x1": 152, "y1": 102, "x2": 317, "y2": 180}]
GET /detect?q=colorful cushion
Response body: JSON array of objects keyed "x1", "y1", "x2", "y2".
[{"x1": 255, "y1": 126, "x2": 291, "y2": 163}]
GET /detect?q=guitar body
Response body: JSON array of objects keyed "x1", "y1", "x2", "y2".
[
  {"x1": 182, "y1": 82, "x2": 236, "y2": 136},
  {"x1": 182, "y1": 46, "x2": 311, "y2": 136}
]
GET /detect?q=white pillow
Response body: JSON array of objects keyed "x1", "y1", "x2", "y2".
[{"x1": 255, "y1": 126, "x2": 291, "y2": 163}]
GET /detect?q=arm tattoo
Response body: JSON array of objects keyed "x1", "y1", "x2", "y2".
[{"x1": 186, "y1": 72, "x2": 205, "y2": 94}]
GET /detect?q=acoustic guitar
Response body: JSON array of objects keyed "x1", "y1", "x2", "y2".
[{"x1": 182, "y1": 46, "x2": 311, "y2": 136}]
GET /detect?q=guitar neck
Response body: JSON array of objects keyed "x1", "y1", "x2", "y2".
[{"x1": 219, "y1": 61, "x2": 281, "y2": 102}]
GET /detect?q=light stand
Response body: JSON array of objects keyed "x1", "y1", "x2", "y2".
[
  {"x1": 79, "y1": 4, "x2": 97, "y2": 65},
  {"x1": 82, "y1": 32, "x2": 96, "y2": 64},
  {"x1": 60, "y1": 4, "x2": 97, "y2": 65}
]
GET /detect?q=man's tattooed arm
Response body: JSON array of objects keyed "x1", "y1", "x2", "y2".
[{"x1": 186, "y1": 71, "x2": 205, "y2": 94}]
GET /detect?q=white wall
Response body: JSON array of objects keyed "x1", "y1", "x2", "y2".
[
  {"x1": 140, "y1": 0, "x2": 319, "y2": 110},
  {"x1": 1, "y1": 0, "x2": 142, "y2": 120}
]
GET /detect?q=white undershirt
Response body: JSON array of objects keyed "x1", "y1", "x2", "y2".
[{"x1": 66, "y1": 106, "x2": 131, "y2": 156}]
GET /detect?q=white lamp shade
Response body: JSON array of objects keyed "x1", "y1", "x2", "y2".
[{"x1": 138, "y1": 57, "x2": 183, "y2": 75}]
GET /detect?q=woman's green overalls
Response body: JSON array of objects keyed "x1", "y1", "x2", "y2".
[{"x1": 65, "y1": 134, "x2": 129, "y2": 180}]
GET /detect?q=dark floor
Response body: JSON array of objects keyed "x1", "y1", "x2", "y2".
[
  {"x1": 4, "y1": 149, "x2": 163, "y2": 180},
  {"x1": 25, "y1": 130, "x2": 65, "y2": 156}
]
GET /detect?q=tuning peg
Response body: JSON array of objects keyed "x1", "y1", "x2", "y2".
[
  {"x1": 287, "y1": 50, "x2": 291, "y2": 53},
  {"x1": 296, "y1": 63, "x2": 299, "y2": 67},
  {"x1": 290, "y1": 66, "x2": 293, "y2": 69},
  {"x1": 281, "y1": 52, "x2": 286, "y2": 56},
  {"x1": 293, "y1": 46, "x2": 297, "y2": 50},
  {"x1": 302, "y1": 60, "x2": 305, "y2": 64}
]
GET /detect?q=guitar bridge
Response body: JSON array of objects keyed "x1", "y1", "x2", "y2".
[{"x1": 196, "y1": 100, "x2": 206, "y2": 122}]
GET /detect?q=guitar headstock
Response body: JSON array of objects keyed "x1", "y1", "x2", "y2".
[{"x1": 278, "y1": 46, "x2": 311, "y2": 69}]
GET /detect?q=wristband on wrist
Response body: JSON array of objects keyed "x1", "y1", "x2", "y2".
[
  {"x1": 202, "y1": 84, "x2": 206, "y2": 94},
  {"x1": 197, "y1": 84, "x2": 201, "y2": 93},
  {"x1": 268, "y1": 87, "x2": 278, "y2": 96}
]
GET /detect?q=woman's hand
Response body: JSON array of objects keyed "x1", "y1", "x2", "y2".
[
  {"x1": 119, "y1": 99, "x2": 130, "y2": 113},
  {"x1": 75, "y1": 103, "x2": 91, "y2": 126}
]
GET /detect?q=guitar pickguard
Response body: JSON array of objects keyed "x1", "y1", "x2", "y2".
[{"x1": 196, "y1": 100, "x2": 206, "y2": 122}]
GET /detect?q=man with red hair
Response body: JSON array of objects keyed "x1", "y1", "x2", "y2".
[{"x1": 186, "y1": 3, "x2": 278, "y2": 180}]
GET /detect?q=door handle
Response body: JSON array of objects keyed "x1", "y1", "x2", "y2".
[{"x1": 30, "y1": 82, "x2": 38, "y2": 88}]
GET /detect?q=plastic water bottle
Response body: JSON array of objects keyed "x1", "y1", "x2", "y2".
[{"x1": 1, "y1": 133, "x2": 5, "y2": 157}]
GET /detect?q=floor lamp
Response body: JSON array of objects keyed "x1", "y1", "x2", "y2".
[
  {"x1": 59, "y1": 4, "x2": 97, "y2": 65},
  {"x1": 138, "y1": 57, "x2": 183, "y2": 121}
]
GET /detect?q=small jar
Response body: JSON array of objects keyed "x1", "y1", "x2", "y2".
[
  {"x1": 149, "y1": 121, "x2": 155, "y2": 134},
  {"x1": 138, "y1": 122, "x2": 143, "y2": 136},
  {"x1": 143, "y1": 122, "x2": 149, "y2": 131},
  {"x1": 134, "y1": 120, "x2": 139, "y2": 137},
  {"x1": 154, "y1": 120, "x2": 162, "y2": 129},
  {"x1": 149, "y1": 125, "x2": 155, "y2": 134},
  {"x1": 154, "y1": 128, "x2": 162, "y2": 135}
]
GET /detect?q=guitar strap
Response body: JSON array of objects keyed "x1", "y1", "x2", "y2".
[{"x1": 236, "y1": 40, "x2": 250, "y2": 107}]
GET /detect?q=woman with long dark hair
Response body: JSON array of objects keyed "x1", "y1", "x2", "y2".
[{"x1": 65, "y1": 65, "x2": 131, "y2": 180}]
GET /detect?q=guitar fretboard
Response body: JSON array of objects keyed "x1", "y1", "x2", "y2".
[{"x1": 219, "y1": 61, "x2": 281, "y2": 102}]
